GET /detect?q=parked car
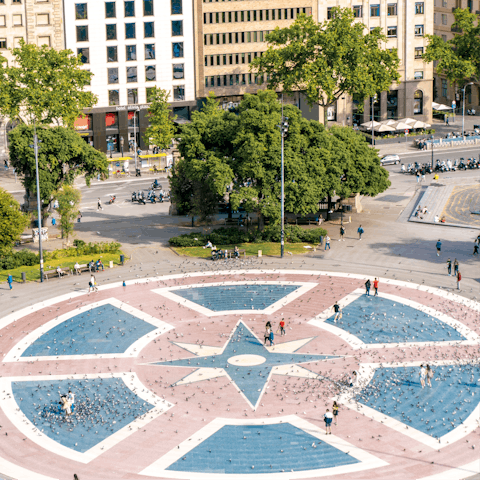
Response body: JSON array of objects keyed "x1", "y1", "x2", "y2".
[{"x1": 380, "y1": 154, "x2": 401, "y2": 165}]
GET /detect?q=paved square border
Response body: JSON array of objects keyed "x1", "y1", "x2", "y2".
[
  {"x1": 4, "y1": 297, "x2": 174, "y2": 362},
  {"x1": 0, "y1": 372, "x2": 174, "y2": 464},
  {"x1": 139, "y1": 414, "x2": 388, "y2": 479},
  {"x1": 336, "y1": 360, "x2": 480, "y2": 449},
  {"x1": 151, "y1": 281, "x2": 317, "y2": 316},
  {"x1": 308, "y1": 289, "x2": 479, "y2": 350}
]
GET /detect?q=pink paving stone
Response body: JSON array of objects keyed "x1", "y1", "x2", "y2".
[{"x1": 0, "y1": 271, "x2": 478, "y2": 480}]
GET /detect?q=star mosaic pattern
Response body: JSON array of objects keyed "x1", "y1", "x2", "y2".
[{"x1": 152, "y1": 321, "x2": 337, "y2": 408}]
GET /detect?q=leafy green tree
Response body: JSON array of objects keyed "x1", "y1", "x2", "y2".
[
  {"x1": 144, "y1": 87, "x2": 176, "y2": 150},
  {"x1": 174, "y1": 90, "x2": 390, "y2": 226},
  {"x1": 0, "y1": 40, "x2": 96, "y2": 127},
  {"x1": 0, "y1": 188, "x2": 29, "y2": 254},
  {"x1": 424, "y1": 8, "x2": 478, "y2": 88},
  {"x1": 55, "y1": 185, "x2": 82, "y2": 242},
  {"x1": 250, "y1": 9, "x2": 400, "y2": 125},
  {"x1": 8, "y1": 125, "x2": 108, "y2": 210}
]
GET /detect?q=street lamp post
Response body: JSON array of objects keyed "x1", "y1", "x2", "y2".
[
  {"x1": 371, "y1": 96, "x2": 375, "y2": 146},
  {"x1": 430, "y1": 134, "x2": 434, "y2": 169},
  {"x1": 133, "y1": 108, "x2": 138, "y2": 173},
  {"x1": 32, "y1": 122, "x2": 44, "y2": 282},
  {"x1": 462, "y1": 82, "x2": 475, "y2": 139},
  {"x1": 278, "y1": 98, "x2": 288, "y2": 259}
]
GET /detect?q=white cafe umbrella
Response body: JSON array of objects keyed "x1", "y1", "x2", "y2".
[
  {"x1": 360, "y1": 120, "x2": 381, "y2": 130},
  {"x1": 373, "y1": 124, "x2": 396, "y2": 132},
  {"x1": 432, "y1": 102, "x2": 453, "y2": 111}
]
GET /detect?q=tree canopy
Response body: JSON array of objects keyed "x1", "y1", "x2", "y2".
[
  {"x1": 172, "y1": 91, "x2": 390, "y2": 223},
  {"x1": 250, "y1": 9, "x2": 400, "y2": 124},
  {"x1": 0, "y1": 188, "x2": 29, "y2": 254},
  {"x1": 8, "y1": 125, "x2": 108, "y2": 209},
  {"x1": 56, "y1": 185, "x2": 82, "y2": 242},
  {"x1": 144, "y1": 87, "x2": 177, "y2": 150},
  {"x1": 0, "y1": 40, "x2": 96, "y2": 127},
  {"x1": 424, "y1": 8, "x2": 478, "y2": 87}
]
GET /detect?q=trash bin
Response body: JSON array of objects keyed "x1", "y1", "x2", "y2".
[
  {"x1": 109, "y1": 260, "x2": 113, "y2": 269},
  {"x1": 21, "y1": 272, "x2": 26, "y2": 283},
  {"x1": 52, "y1": 218, "x2": 56, "y2": 226},
  {"x1": 120, "y1": 254, "x2": 125, "y2": 265}
]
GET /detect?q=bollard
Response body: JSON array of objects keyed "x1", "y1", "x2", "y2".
[
  {"x1": 109, "y1": 260, "x2": 113, "y2": 269},
  {"x1": 21, "y1": 272, "x2": 26, "y2": 283},
  {"x1": 258, "y1": 250, "x2": 262, "y2": 257},
  {"x1": 120, "y1": 254, "x2": 125, "y2": 265}
]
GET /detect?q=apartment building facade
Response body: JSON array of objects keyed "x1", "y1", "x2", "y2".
[
  {"x1": 433, "y1": 0, "x2": 478, "y2": 110},
  {"x1": 64, "y1": 0, "x2": 196, "y2": 152}
]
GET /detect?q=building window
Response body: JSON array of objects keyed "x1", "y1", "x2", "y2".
[
  {"x1": 105, "y1": 2, "x2": 116, "y2": 18},
  {"x1": 12, "y1": 14, "x2": 22, "y2": 26},
  {"x1": 387, "y1": 26, "x2": 397, "y2": 37},
  {"x1": 143, "y1": 0, "x2": 153, "y2": 15},
  {"x1": 327, "y1": 7, "x2": 333, "y2": 18},
  {"x1": 0, "y1": 38, "x2": 6, "y2": 49},
  {"x1": 108, "y1": 90, "x2": 119, "y2": 106},
  {"x1": 415, "y1": 2, "x2": 424, "y2": 13},
  {"x1": 370, "y1": 4, "x2": 380, "y2": 16},
  {"x1": 75, "y1": 3, "x2": 88, "y2": 20},
  {"x1": 128, "y1": 88, "x2": 138, "y2": 104},
  {"x1": 468, "y1": 0, "x2": 473, "y2": 11},
  {"x1": 442, "y1": 14, "x2": 447, "y2": 24},
  {"x1": 442, "y1": 34, "x2": 447, "y2": 41},
  {"x1": 145, "y1": 43, "x2": 155, "y2": 59},
  {"x1": 387, "y1": 3, "x2": 397, "y2": 15},
  {"x1": 173, "y1": 63, "x2": 184, "y2": 79},
  {"x1": 172, "y1": 42, "x2": 183, "y2": 58},
  {"x1": 38, "y1": 36, "x2": 50, "y2": 46},
  {"x1": 146, "y1": 87, "x2": 155, "y2": 102},
  {"x1": 353, "y1": 5, "x2": 362, "y2": 17},
  {"x1": 413, "y1": 90, "x2": 423, "y2": 114},
  {"x1": 442, "y1": 0, "x2": 447, "y2": 6},
  {"x1": 414, "y1": 70, "x2": 424, "y2": 79},
  {"x1": 171, "y1": 0, "x2": 182, "y2": 14},
  {"x1": 126, "y1": 44, "x2": 136, "y2": 61},
  {"x1": 126, "y1": 66, "x2": 137, "y2": 83},
  {"x1": 173, "y1": 106, "x2": 189, "y2": 121},
  {"x1": 106, "y1": 112, "x2": 118, "y2": 127},
  {"x1": 106, "y1": 24, "x2": 117, "y2": 40},
  {"x1": 125, "y1": 23, "x2": 135, "y2": 39},
  {"x1": 0, "y1": 16, "x2": 5, "y2": 27},
  {"x1": 173, "y1": 85, "x2": 185, "y2": 101},
  {"x1": 414, "y1": 47, "x2": 423, "y2": 58},
  {"x1": 144, "y1": 21, "x2": 154, "y2": 37},
  {"x1": 105, "y1": 46, "x2": 117, "y2": 63},
  {"x1": 76, "y1": 25, "x2": 88, "y2": 42},
  {"x1": 124, "y1": 0, "x2": 135, "y2": 17},
  {"x1": 442, "y1": 79, "x2": 447, "y2": 97},
  {"x1": 77, "y1": 47, "x2": 89, "y2": 63},
  {"x1": 36, "y1": 14, "x2": 50, "y2": 25},
  {"x1": 172, "y1": 20, "x2": 183, "y2": 36},
  {"x1": 145, "y1": 65, "x2": 155, "y2": 81},
  {"x1": 415, "y1": 24, "x2": 424, "y2": 36},
  {"x1": 387, "y1": 90, "x2": 398, "y2": 119},
  {"x1": 108, "y1": 67, "x2": 119, "y2": 83}
]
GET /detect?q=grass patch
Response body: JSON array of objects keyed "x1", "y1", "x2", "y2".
[
  {"x1": 1, "y1": 253, "x2": 124, "y2": 283},
  {"x1": 173, "y1": 243, "x2": 317, "y2": 258}
]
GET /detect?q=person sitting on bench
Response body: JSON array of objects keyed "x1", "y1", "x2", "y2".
[
  {"x1": 56, "y1": 266, "x2": 64, "y2": 277},
  {"x1": 74, "y1": 262, "x2": 81, "y2": 275},
  {"x1": 234, "y1": 246, "x2": 239, "y2": 258}
]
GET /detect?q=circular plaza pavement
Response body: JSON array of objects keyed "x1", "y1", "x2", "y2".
[{"x1": 0, "y1": 269, "x2": 479, "y2": 480}]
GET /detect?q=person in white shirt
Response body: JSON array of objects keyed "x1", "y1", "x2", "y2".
[
  {"x1": 324, "y1": 409, "x2": 333, "y2": 434},
  {"x1": 74, "y1": 262, "x2": 81, "y2": 275},
  {"x1": 68, "y1": 390, "x2": 75, "y2": 414}
]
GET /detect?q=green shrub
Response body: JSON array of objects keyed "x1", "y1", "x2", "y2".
[
  {"x1": 168, "y1": 226, "x2": 327, "y2": 247},
  {"x1": 0, "y1": 249, "x2": 39, "y2": 270},
  {"x1": 73, "y1": 239, "x2": 86, "y2": 247}
]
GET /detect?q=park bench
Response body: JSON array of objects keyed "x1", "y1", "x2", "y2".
[
  {"x1": 44, "y1": 267, "x2": 71, "y2": 281},
  {"x1": 73, "y1": 264, "x2": 91, "y2": 275}
]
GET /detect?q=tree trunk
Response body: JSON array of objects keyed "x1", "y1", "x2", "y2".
[{"x1": 327, "y1": 195, "x2": 332, "y2": 221}]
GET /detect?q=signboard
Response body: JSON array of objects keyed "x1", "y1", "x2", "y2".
[
  {"x1": 452, "y1": 100, "x2": 456, "y2": 109},
  {"x1": 404, "y1": 129, "x2": 409, "y2": 136}
]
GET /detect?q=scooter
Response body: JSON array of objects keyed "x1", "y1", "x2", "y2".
[
  {"x1": 108, "y1": 195, "x2": 116, "y2": 204},
  {"x1": 131, "y1": 192, "x2": 137, "y2": 202},
  {"x1": 137, "y1": 192, "x2": 146, "y2": 205},
  {"x1": 151, "y1": 180, "x2": 162, "y2": 190}
]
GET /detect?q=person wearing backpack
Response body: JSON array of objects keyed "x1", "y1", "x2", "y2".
[
  {"x1": 365, "y1": 279, "x2": 371, "y2": 296},
  {"x1": 339, "y1": 225, "x2": 346, "y2": 241},
  {"x1": 357, "y1": 225, "x2": 364, "y2": 240}
]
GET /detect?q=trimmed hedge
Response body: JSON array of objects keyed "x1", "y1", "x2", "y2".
[
  {"x1": 1, "y1": 242, "x2": 122, "y2": 270},
  {"x1": 168, "y1": 226, "x2": 327, "y2": 248}
]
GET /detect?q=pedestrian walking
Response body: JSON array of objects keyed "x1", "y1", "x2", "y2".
[
  {"x1": 332, "y1": 301, "x2": 342, "y2": 322},
  {"x1": 421, "y1": 169, "x2": 426, "y2": 182},
  {"x1": 454, "y1": 258, "x2": 459, "y2": 274},
  {"x1": 419, "y1": 364, "x2": 426, "y2": 389},
  {"x1": 332, "y1": 401, "x2": 339, "y2": 425},
  {"x1": 416, "y1": 171, "x2": 420, "y2": 182},
  {"x1": 97, "y1": 198, "x2": 103, "y2": 211},
  {"x1": 476, "y1": 234, "x2": 480, "y2": 244},
  {"x1": 365, "y1": 279, "x2": 371, "y2": 296},
  {"x1": 349, "y1": 370, "x2": 358, "y2": 387},
  {"x1": 269, "y1": 328, "x2": 274, "y2": 346},
  {"x1": 357, "y1": 225, "x2": 364, "y2": 240},
  {"x1": 264, "y1": 326, "x2": 271, "y2": 345},
  {"x1": 373, "y1": 278, "x2": 379, "y2": 296},
  {"x1": 339, "y1": 225, "x2": 346, "y2": 241},
  {"x1": 325, "y1": 235, "x2": 331, "y2": 250},
  {"x1": 68, "y1": 390, "x2": 75, "y2": 414},
  {"x1": 446, "y1": 258, "x2": 452, "y2": 276},
  {"x1": 324, "y1": 409, "x2": 333, "y2": 435},
  {"x1": 77, "y1": 212, "x2": 82, "y2": 223},
  {"x1": 4, "y1": 160, "x2": 8, "y2": 171},
  {"x1": 279, "y1": 318, "x2": 286, "y2": 336},
  {"x1": 474, "y1": 244, "x2": 479, "y2": 255},
  {"x1": 7, "y1": 274, "x2": 13, "y2": 290},
  {"x1": 436, "y1": 239, "x2": 442, "y2": 256},
  {"x1": 457, "y1": 270, "x2": 461, "y2": 290},
  {"x1": 426, "y1": 365, "x2": 434, "y2": 387},
  {"x1": 88, "y1": 274, "x2": 98, "y2": 293}
]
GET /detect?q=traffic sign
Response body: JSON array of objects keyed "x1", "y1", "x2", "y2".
[
  {"x1": 452, "y1": 100, "x2": 456, "y2": 109},
  {"x1": 404, "y1": 129, "x2": 409, "y2": 136}
]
